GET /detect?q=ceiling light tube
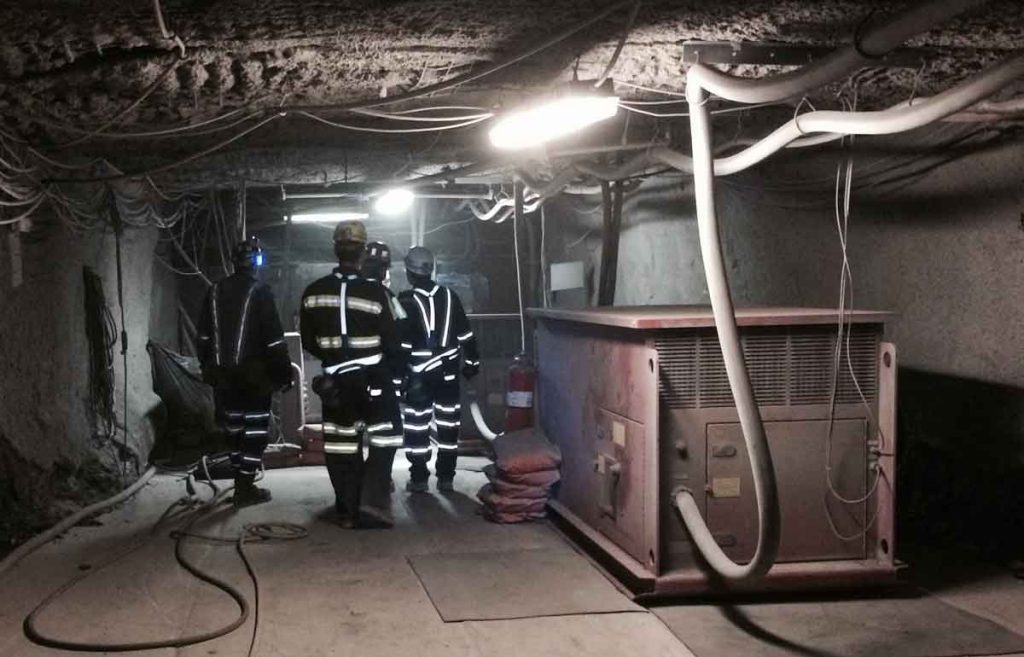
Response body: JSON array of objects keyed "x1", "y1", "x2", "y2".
[
  {"x1": 489, "y1": 95, "x2": 620, "y2": 150},
  {"x1": 374, "y1": 188, "x2": 415, "y2": 215},
  {"x1": 290, "y1": 211, "x2": 370, "y2": 223}
]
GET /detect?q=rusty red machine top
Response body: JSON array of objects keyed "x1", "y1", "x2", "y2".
[{"x1": 527, "y1": 305, "x2": 892, "y2": 330}]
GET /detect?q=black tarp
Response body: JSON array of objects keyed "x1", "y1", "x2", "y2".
[{"x1": 147, "y1": 341, "x2": 216, "y2": 456}]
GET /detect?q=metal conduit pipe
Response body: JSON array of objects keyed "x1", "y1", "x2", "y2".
[{"x1": 687, "y1": 0, "x2": 992, "y2": 104}]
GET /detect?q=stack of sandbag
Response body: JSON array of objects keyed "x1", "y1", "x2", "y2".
[{"x1": 479, "y1": 428, "x2": 561, "y2": 523}]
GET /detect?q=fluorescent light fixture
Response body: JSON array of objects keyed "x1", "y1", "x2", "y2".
[
  {"x1": 374, "y1": 188, "x2": 415, "y2": 215},
  {"x1": 489, "y1": 95, "x2": 620, "y2": 150},
  {"x1": 289, "y1": 211, "x2": 369, "y2": 223}
]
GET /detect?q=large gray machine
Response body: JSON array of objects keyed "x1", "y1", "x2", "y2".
[{"x1": 530, "y1": 306, "x2": 897, "y2": 598}]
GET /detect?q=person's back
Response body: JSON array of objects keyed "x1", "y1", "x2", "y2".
[
  {"x1": 198, "y1": 238, "x2": 293, "y2": 507},
  {"x1": 397, "y1": 246, "x2": 479, "y2": 493},
  {"x1": 300, "y1": 222, "x2": 403, "y2": 528}
]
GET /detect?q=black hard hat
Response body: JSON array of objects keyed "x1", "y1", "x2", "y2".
[
  {"x1": 365, "y1": 241, "x2": 391, "y2": 267},
  {"x1": 404, "y1": 246, "x2": 434, "y2": 277},
  {"x1": 233, "y1": 237, "x2": 265, "y2": 268}
]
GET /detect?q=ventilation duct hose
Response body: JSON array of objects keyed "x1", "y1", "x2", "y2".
[
  {"x1": 670, "y1": 24, "x2": 1024, "y2": 586},
  {"x1": 470, "y1": 400, "x2": 499, "y2": 441},
  {"x1": 677, "y1": 80, "x2": 781, "y2": 581}
]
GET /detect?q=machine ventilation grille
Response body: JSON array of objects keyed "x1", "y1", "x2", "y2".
[{"x1": 656, "y1": 325, "x2": 879, "y2": 409}]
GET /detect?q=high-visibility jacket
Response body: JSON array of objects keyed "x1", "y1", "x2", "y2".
[
  {"x1": 397, "y1": 282, "x2": 479, "y2": 375},
  {"x1": 300, "y1": 266, "x2": 402, "y2": 377},
  {"x1": 197, "y1": 271, "x2": 292, "y2": 389}
]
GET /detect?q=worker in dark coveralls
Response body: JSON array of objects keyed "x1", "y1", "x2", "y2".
[
  {"x1": 197, "y1": 238, "x2": 294, "y2": 507},
  {"x1": 300, "y1": 222, "x2": 405, "y2": 528},
  {"x1": 398, "y1": 246, "x2": 480, "y2": 493},
  {"x1": 361, "y1": 240, "x2": 408, "y2": 403}
]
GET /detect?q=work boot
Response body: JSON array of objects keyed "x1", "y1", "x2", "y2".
[
  {"x1": 233, "y1": 475, "x2": 272, "y2": 508},
  {"x1": 406, "y1": 479, "x2": 429, "y2": 493},
  {"x1": 436, "y1": 478, "x2": 455, "y2": 493},
  {"x1": 359, "y1": 505, "x2": 394, "y2": 529}
]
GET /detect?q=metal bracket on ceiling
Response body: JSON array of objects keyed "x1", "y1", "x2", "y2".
[{"x1": 680, "y1": 41, "x2": 930, "y2": 69}]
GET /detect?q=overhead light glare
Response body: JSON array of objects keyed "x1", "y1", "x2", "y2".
[
  {"x1": 374, "y1": 188, "x2": 415, "y2": 215},
  {"x1": 290, "y1": 211, "x2": 369, "y2": 223},
  {"x1": 489, "y1": 95, "x2": 620, "y2": 150}
]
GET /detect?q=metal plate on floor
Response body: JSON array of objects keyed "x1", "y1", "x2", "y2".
[
  {"x1": 653, "y1": 595, "x2": 1024, "y2": 657},
  {"x1": 408, "y1": 548, "x2": 642, "y2": 621}
]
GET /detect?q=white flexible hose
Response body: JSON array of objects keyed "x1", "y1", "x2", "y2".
[
  {"x1": 713, "y1": 55, "x2": 1024, "y2": 175},
  {"x1": 469, "y1": 400, "x2": 499, "y2": 441},
  {"x1": 0, "y1": 466, "x2": 157, "y2": 580},
  {"x1": 686, "y1": 0, "x2": 991, "y2": 104},
  {"x1": 667, "y1": 1, "x2": 1013, "y2": 584},
  {"x1": 679, "y1": 80, "x2": 781, "y2": 581}
]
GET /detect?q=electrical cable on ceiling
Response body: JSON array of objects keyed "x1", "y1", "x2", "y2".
[
  {"x1": 350, "y1": 108, "x2": 494, "y2": 122},
  {"x1": 540, "y1": 205, "x2": 549, "y2": 308},
  {"x1": 152, "y1": 0, "x2": 186, "y2": 57},
  {"x1": 283, "y1": 0, "x2": 635, "y2": 113},
  {"x1": 512, "y1": 182, "x2": 527, "y2": 353},
  {"x1": 612, "y1": 79, "x2": 688, "y2": 97},
  {"x1": 618, "y1": 100, "x2": 785, "y2": 118},
  {"x1": 28, "y1": 106, "x2": 256, "y2": 140},
  {"x1": 110, "y1": 197, "x2": 132, "y2": 482},
  {"x1": 296, "y1": 111, "x2": 491, "y2": 133},
  {"x1": 595, "y1": 0, "x2": 643, "y2": 87},
  {"x1": 44, "y1": 113, "x2": 284, "y2": 184},
  {"x1": 47, "y1": 56, "x2": 182, "y2": 150}
]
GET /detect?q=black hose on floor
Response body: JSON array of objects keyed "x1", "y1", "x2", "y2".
[{"x1": 22, "y1": 487, "x2": 307, "y2": 654}]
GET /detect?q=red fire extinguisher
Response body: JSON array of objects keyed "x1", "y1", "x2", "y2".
[{"x1": 505, "y1": 352, "x2": 535, "y2": 432}]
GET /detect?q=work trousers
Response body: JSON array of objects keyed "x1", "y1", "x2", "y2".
[
  {"x1": 215, "y1": 387, "x2": 272, "y2": 477},
  {"x1": 404, "y1": 364, "x2": 461, "y2": 483},
  {"x1": 320, "y1": 365, "x2": 403, "y2": 520}
]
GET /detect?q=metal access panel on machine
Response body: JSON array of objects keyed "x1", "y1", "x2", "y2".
[{"x1": 705, "y1": 419, "x2": 869, "y2": 563}]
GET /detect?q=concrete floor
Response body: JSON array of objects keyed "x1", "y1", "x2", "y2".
[{"x1": 0, "y1": 458, "x2": 1021, "y2": 657}]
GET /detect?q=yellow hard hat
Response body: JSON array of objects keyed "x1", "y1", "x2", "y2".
[{"x1": 333, "y1": 220, "x2": 367, "y2": 244}]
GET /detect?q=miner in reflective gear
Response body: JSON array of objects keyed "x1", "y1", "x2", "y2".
[
  {"x1": 398, "y1": 246, "x2": 480, "y2": 492},
  {"x1": 197, "y1": 238, "x2": 294, "y2": 508},
  {"x1": 361, "y1": 241, "x2": 408, "y2": 402},
  {"x1": 300, "y1": 222, "x2": 404, "y2": 528}
]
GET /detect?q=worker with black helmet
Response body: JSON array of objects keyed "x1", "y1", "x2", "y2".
[
  {"x1": 197, "y1": 237, "x2": 294, "y2": 507},
  {"x1": 398, "y1": 246, "x2": 480, "y2": 493},
  {"x1": 362, "y1": 240, "x2": 408, "y2": 401},
  {"x1": 300, "y1": 222, "x2": 404, "y2": 528}
]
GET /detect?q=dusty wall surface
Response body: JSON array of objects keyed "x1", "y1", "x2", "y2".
[{"x1": 0, "y1": 222, "x2": 175, "y2": 550}]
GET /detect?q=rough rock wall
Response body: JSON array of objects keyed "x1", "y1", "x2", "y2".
[
  {"x1": 2, "y1": 1, "x2": 1019, "y2": 122},
  {"x1": 0, "y1": 221, "x2": 174, "y2": 551}
]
